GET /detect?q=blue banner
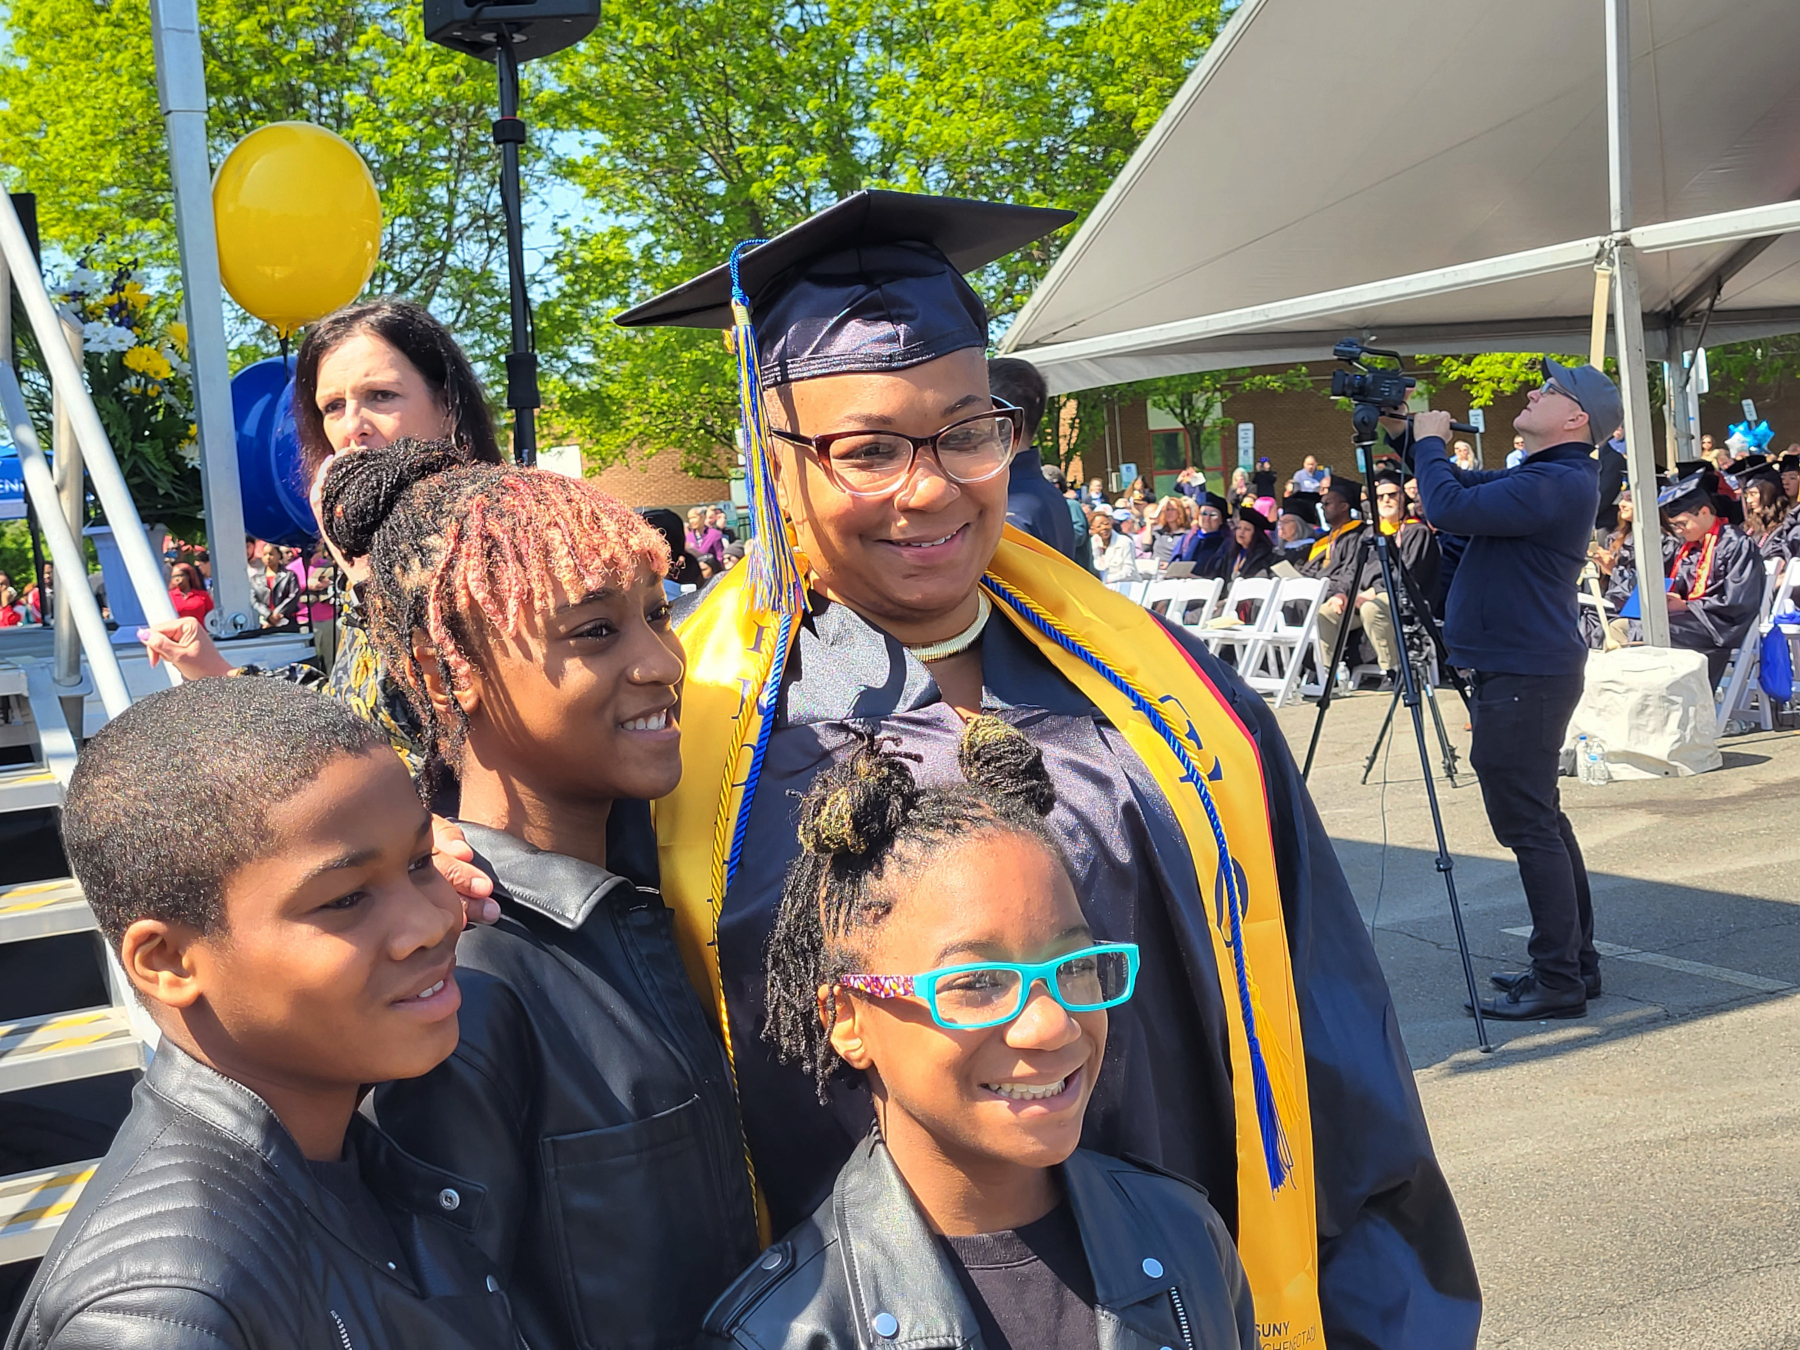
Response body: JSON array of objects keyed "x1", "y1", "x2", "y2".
[{"x1": 0, "y1": 452, "x2": 22, "y2": 522}]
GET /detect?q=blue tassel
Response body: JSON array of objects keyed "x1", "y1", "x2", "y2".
[
  {"x1": 725, "y1": 615, "x2": 792, "y2": 894},
  {"x1": 727, "y1": 241, "x2": 806, "y2": 620}
]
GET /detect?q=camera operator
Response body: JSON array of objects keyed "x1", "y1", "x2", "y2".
[{"x1": 1401, "y1": 359, "x2": 1617, "y2": 1020}]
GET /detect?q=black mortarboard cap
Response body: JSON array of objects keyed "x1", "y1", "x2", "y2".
[
  {"x1": 1781, "y1": 454, "x2": 1800, "y2": 472},
  {"x1": 1657, "y1": 473, "x2": 1715, "y2": 516},
  {"x1": 1203, "y1": 492, "x2": 1229, "y2": 513},
  {"x1": 1323, "y1": 475, "x2": 1363, "y2": 505},
  {"x1": 1237, "y1": 502, "x2": 1273, "y2": 531},
  {"x1": 1674, "y1": 459, "x2": 1711, "y2": 477},
  {"x1": 1734, "y1": 453, "x2": 1770, "y2": 473},
  {"x1": 614, "y1": 190, "x2": 1075, "y2": 388}
]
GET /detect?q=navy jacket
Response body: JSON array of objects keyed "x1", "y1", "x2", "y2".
[
  {"x1": 1006, "y1": 447, "x2": 1081, "y2": 562},
  {"x1": 1413, "y1": 436, "x2": 1598, "y2": 675}
]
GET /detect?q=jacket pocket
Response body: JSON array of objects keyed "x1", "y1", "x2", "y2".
[{"x1": 540, "y1": 1094, "x2": 723, "y2": 1350}]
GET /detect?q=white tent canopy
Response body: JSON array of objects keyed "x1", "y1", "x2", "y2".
[{"x1": 1000, "y1": 0, "x2": 1800, "y2": 392}]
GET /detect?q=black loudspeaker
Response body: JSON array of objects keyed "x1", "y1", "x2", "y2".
[{"x1": 423, "y1": 0, "x2": 599, "y2": 63}]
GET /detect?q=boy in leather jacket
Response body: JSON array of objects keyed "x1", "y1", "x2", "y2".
[
  {"x1": 321, "y1": 445, "x2": 760, "y2": 1350},
  {"x1": 5, "y1": 676, "x2": 521, "y2": 1350},
  {"x1": 701, "y1": 718, "x2": 1255, "y2": 1350}
]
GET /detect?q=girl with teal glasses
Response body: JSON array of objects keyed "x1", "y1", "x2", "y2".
[{"x1": 700, "y1": 717, "x2": 1254, "y2": 1350}]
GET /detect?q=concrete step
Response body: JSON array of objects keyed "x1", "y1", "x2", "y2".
[
  {"x1": 0, "y1": 762, "x2": 58, "y2": 816},
  {"x1": 0, "y1": 879, "x2": 94, "y2": 944},
  {"x1": 0, "y1": 1161, "x2": 97, "y2": 1264},
  {"x1": 0, "y1": 1006, "x2": 144, "y2": 1095}
]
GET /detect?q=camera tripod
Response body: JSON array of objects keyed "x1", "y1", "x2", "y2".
[
  {"x1": 1358, "y1": 571, "x2": 1461, "y2": 788},
  {"x1": 1299, "y1": 430, "x2": 1491, "y2": 1051}
]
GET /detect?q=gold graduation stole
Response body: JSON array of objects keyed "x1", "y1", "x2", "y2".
[{"x1": 655, "y1": 526, "x2": 1322, "y2": 1343}]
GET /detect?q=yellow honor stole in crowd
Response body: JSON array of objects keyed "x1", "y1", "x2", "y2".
[{"x1": 655, "y1": 526, "x2": 1323, "y2": 1343}]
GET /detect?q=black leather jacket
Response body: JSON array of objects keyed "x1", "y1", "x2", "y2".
[
  {"x1": 372, "y1": 820, "x2": 760, "y2": 1350},
  {"x1": 5, "y1": 1042, "x2": 519, "y2": 1350},
  {"x1": 700, "y1": 1133, "x2": 1256, "y2": 1350}
]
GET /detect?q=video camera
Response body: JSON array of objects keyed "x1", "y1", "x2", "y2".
[{"x1": 1330, "y1": 338, "x2": 1476, "y2": 443}]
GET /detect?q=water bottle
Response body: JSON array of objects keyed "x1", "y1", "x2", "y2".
[
  {"x1": 1576, "y1": 734, "x2": 1591, "y2": 784},
  {"x1": 1587, "y1": 736, "x2": 1610, "y2": 786}
]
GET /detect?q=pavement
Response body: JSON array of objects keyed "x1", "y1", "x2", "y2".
[{"x1": 1274, "y1": 687, "x2": 1800, "y2": 1350}]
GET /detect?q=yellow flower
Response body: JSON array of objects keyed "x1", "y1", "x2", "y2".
[
  {"x1": 121, "y1": 281, "x2": 148, "y2": 307},
  {"x1": 123, "y1": 345, "x2": 174, "y2": 380},
  {"x1": 187, "y1": 422, "x2": 198, "y2": 440},
  {"x1": 167, "y1": 321, "x2": 188, "y2": 354}
]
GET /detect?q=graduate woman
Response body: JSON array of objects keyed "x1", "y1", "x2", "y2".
[{"x1": 619, "y1": 191, "x2": 1479, "y2": 1349}]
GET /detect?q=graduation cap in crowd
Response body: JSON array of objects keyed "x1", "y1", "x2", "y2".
[
  {"x1": 1673, "y1": 459, "x2": 1712, "y2": 478},
  {"x1": 1657, "y1": 474, "x2": 1716, "y2": 516},
  {"x1": 1780, "y1": 453, "x2": 1800, "y2": 473},
  {"x1": 1737, "y1": 457, "x2": 1781, "y2": 489},
  {"x1": 616, "y1": 190, "x2": 1076, "y2": 615},
  {"x1": 1237, "y1": 502, "x2": 1273, "y2": 531},
  {"x1": 1323, "y1": 475, "x2": 1363, "y2": 505},
  {"x1": 1202, "y1": 491, "x2": 1230, "y2": 514}
]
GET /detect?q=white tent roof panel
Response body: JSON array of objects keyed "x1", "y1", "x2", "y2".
[{"x1": 1001, "y1": 0, "x2": 1800, "y2": 389}]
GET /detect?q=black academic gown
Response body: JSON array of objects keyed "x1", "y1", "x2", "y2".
[
  {"x1": 713, "y1": 595, "x2": 1480, "y2": 1349},
  {"x1": 1175, "y1": 526, "x2": 1230, "y2": 573},
  {"x1": 1355, "y1": 521, "x2": 1443, "y2": 613},
  {"x1": 1667, "y1": 524, "x2": 1763, "y2": 669},
  {"x1": 1300, "y1": 521, "x2": 1369, "y2": 600}
]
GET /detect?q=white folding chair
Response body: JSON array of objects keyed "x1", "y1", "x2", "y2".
[
  {"x1": 1716, "y1": 558, "x2": 1784, "y2": 734},
  {"x1": 1242, "y1": 577, "x2": 1329, "y2": 707},
  {"x1": 1202, "y1": 577, "x2": 1281, "y2": 668},
  {"x1": 1106, "y1": 578, "x2": 1152, "y2": 605},
  {"x1": 1142, "y1": 576, "x2": 1222, "y2": 630}
]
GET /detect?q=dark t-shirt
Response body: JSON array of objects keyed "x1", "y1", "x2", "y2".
[
  {"x1": 308, "y1": 1137, "x2": 408, "y2": 1275},
  {"x1": 939, "y1": 1202, "x2": 1099, "y2": 1350}
]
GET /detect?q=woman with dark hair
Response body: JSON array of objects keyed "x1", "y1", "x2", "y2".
[
  {"x1": 1224, "y1": 502, "x2": 1277, "y2": 579},
  {"x1": 166, "y1": 561, "x2": 213, "y2": 624},
  {"x1": 139, "y1": 298, "x2": 500, "y2": 771},
  {"x1": 1741, "y1": 472, "x2": 1800, "y2": 561}
]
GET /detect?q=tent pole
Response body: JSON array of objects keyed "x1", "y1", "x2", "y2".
[
  {"x1": 150, "y1": 0, "x2": 254, "y2": 636},
  {"x1": 1607, "y1": 0, "x2": 1669, "y2": 648},
  {"x1": 1665, "y1": 328, "x2": 1692, "y2": 469}
]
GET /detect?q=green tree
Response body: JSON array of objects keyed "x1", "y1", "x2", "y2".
[
  {"x1": 0, "y1": 0, "x2": 535, "y2": 364},
  {"x1": 538, "y1": 0, "x2": 1234, "y2": 475}
]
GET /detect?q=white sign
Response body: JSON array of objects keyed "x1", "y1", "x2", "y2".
[
  {"x1": 1468, "y1": 408, "x2": 1486, "y2": 433},
  {"x1": 1119, "y1": 462, "x2": 1139, "y2": 486},
  {"x1": 1742, "y1": 398, "x2": 1759, "y2": 423},
  {"x1": 1236, "y1": 422, "x2": 1254, "y2": 471}
]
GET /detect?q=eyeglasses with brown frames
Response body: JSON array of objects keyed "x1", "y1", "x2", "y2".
[{"x1": 768, "y1": 401, "x2": 1025, "y2": 498}]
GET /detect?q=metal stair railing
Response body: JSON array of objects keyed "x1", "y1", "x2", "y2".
[
  {"x1": 0, "y1": 193, "x2": 180, "y2": 642},
  {"x1": 0, "y1": 365, "x2": 132, "y2": 718}
]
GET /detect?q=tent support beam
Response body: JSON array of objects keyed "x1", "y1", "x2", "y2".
[
  {"x1": 1607, "y1": 0, "x2": 1668, "y2": 646},
  {"x1": 1664, "y1": 325, "x2": 1692, "y2": 469},
  {"x1": 150, "y1": 0, "x2": 253, "y2": 633},
  {"x1": 1010, "y1": 195, "x2": 1800, "y2": 390},
  {"x1": 1671, "y1": 232, "x2": 1784, "y2": 322}
]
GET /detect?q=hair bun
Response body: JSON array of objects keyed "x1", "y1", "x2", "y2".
[
  {"x1": 319, "y1": 437, "x2": 468, "y2": 559},
  {"x1": 796, "y1": 740, "x2": 920, "y2": 858},
  {"x1": 956, "y1": 715, "x2": 1055, "y2": 818}
]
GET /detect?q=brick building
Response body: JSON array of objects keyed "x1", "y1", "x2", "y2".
[{"x1": 587, "y1": 444, "x2": 733, "y2": 514}]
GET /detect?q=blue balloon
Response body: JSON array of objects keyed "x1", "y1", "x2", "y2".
[{"x1": 231, "y1": 355, "x2": 315, "y2": 546}]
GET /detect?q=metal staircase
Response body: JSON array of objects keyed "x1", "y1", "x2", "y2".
[{"x1": 0, "y1": 192, "x2": 315, "y2": 1308}]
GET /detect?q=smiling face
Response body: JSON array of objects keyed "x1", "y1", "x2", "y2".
[
  {"x1": 1375, "y1": 482, "x2": 1404, "y2": 523},
  {"x1": 772, "y1": 350, "x2": 1005, "y2": 640},
  {"x1": 315, "y1": 331, "x2": 452, "y2": 453},
  {"x1": 128, "y1": 748, "x2": 464, "y2": 1102},
  {"x1": 827, "y1": 830, "x2": 1104, "y2": 1180},
  {"x1": 453, "y1": 564, "x2": 685, "y2": 807}
]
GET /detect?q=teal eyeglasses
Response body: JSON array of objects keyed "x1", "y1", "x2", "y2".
[{"x1": 839, "y1": 943, "x2": 1140, "y2": 1030}]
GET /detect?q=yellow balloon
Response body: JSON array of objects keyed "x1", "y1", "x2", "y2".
[{"x1": 212, "y1": 122, "x2": 381, "y2": 337}]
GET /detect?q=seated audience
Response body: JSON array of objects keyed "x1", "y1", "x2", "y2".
[
  {"x1": 1224, "y1": 503, "x2": 1278, "y2": 579},
  {"x1": 701, "y1": 722, "x2": 1254, "y2": 1350},
  {"x1": 1276, "y1": 511, "x2": 1317, "y2": 565},
  {"x1": 1739, "y1": 467, "x2": 1800, "y2": 561},
  {"x1": 1144, "y1": 496, "x2": 1191, "y2": 565},
  {"x1": 1608, "y1": 475, "x2": 1763, "y2": 683},
  {"x1": 1173, "y1": 493, "x2": 1231, "y2": 573},
  {"x1": 1288, "y1": 454, "x2": 1326, "y2": 494},
  {"x1": 323, "y1": 444, "x2": 762, "y2": 1350},
  {"x1": 9, "y1": 677, "x2": 517, "y2": 1350},
  {"x1": 1089, "y1": 507, "x2": 1139, "y2": 583},
  {"x1": 991, "y1": 357, "x2": 1080, "y2": 563}
]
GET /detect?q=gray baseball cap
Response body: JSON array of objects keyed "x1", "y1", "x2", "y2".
[{"x1": 1542, "y1": 357, "x2": 1622, "y2": 444}]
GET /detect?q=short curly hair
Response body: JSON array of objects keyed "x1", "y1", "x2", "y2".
[
  {"x1": 763, "y1": 716, "x2": 1066, "y2": 1100},
  {"x1": 62, "y1": 677, "x2": 389, "y2": 951}
]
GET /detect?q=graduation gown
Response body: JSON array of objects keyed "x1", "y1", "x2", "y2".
[
  {"x1": 1175, "y1": 526, "x2": 1231, "y2": 573},
  {"x1": 1299, "y1": 520, "x2": 1369, "y2": 599},
  {"x1": 706, "y1": 591, "x2": 1480, "y2": 1348},
  {"x1": 1355, "y1": 521, "x2": 1443, "y2": 614},
  {"x1": 1667, "y1": 523, "x2": 1763, "y2": 657}
]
